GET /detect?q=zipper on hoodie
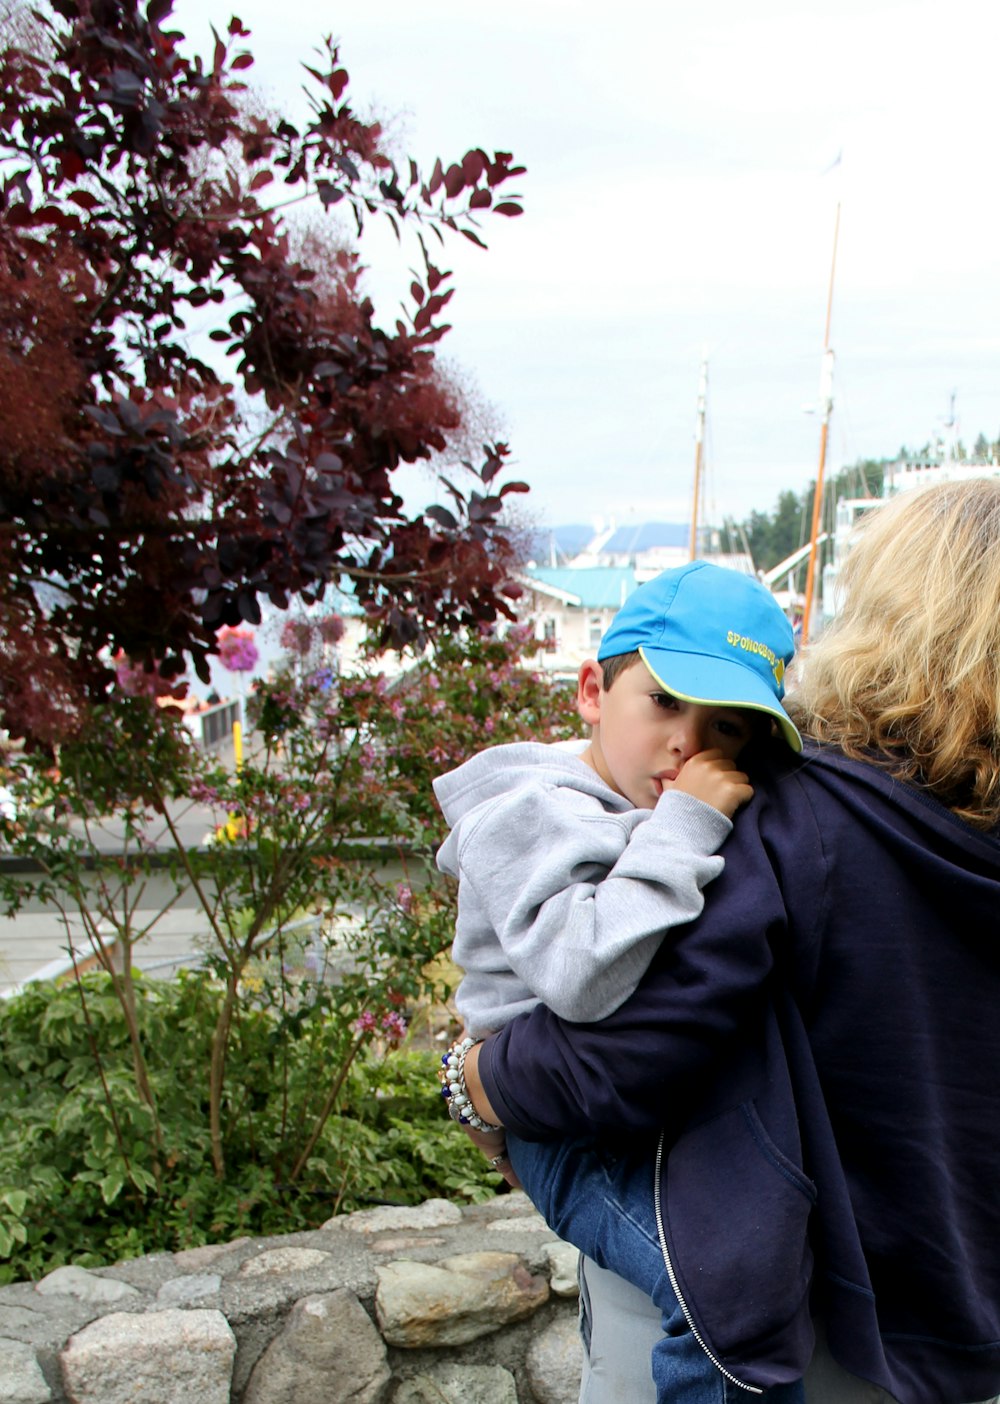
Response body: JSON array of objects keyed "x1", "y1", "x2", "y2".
[{"x1": 653, "y1": 1130, "x2": 763, "y2": 1395}]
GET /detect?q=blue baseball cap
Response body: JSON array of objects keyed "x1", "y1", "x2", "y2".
[{"x1": 597, "y1": 561, "x2": 801, "y2": 751}]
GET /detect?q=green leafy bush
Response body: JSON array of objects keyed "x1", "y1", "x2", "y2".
[
  {"x1": 0, "y1": 626, "x2": 582, "y2": 1281},
  {"x1": 0, "y1": 971, "x2": 496, "y2": 1283}
]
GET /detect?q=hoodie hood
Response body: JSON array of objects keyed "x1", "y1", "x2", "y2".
[{"x1": 432, "y1": 739, "x2": 620, "y2": 828}]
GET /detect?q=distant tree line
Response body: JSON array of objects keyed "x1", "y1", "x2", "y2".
[
  {"x1": 726, "y1": 433, "x2": 999, "y2": 575},
  {"x1": 723, "y1": 458, "x2": 886, "y2": 575}
]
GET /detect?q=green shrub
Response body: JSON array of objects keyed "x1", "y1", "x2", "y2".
[
  {"x1": 0, "y1": 972, "x2": 497, "y2": 1283},
  {"x1": 0, "y1": 627, "x2": 581, "y2": 1281}
]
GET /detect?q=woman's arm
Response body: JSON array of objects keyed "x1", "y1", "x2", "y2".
[
  {"x1": 464, "y1": 775, "x2": 825, "y2": 1141},
  {"x1": 463, "y1": 1039, "x2": 501, "y2": 1126},
  {"x1": 451, "y1": 783, "x2": 731, "y2": 1024}
]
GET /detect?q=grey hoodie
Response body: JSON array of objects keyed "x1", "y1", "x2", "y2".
[{"x1": 433, "y1": 740, "x2": 733, "y2": 1035}]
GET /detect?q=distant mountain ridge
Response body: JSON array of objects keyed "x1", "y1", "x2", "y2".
[{"x1": 528, "y1": 522, "x2": 689, "y2": 563}]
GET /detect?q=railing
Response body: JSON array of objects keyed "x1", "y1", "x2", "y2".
[{"x1": 200, "y1": 699, "x2": 240, "y2": 750}]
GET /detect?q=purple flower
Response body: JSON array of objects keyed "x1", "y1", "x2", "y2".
[
  {"x1": 189, "y1": 780, "x2": 223, "y2": 806},
  {"x1": 217, "y1": 626, "x2": 259, "y2": 673}
]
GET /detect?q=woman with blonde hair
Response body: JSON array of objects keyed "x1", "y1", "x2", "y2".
[
  {"x1": 455, "y1": 478, "x2": 1000, "y2": 1404},
  {"x1": 796, "y1": 478, "x2": 1000, "y2": 830}
]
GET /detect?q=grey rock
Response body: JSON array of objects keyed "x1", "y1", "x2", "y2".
[
  {"x1": 99, "y1": 1253, "x2": 175, "y2": 1292},
  {"x1": 393, "y1": 1362, "x2": 517, "y2": 1404},
  {"x1": 155, "y1": 1274, "x2": 222, "y2": 1306},
  {"x1": 0, "y1": 1337, "x2": 52, "y2": 1404},
  {"x1": 60, "y1": 1308, "x2": 236, "y2": 1404},
  {"x1": 172, "y1": 1240, "x2": 252, "y2": 1272},
  {"x1": 375, "y1": 1251, "x2": 549, "y2": 1348},
  {"x1": 35, "y1": 1267, "x2": 139, "y2": 1305},
  {"x1": 526, "y1": 1313, "x2": 585, "y2": 1404},
  {"x1": 238, "y1": 1247, "x2": 331, "y2": 1279},
  {"x1": 485, "y1": 1213, "x2": 551, "y2": 1234},
  {"x1": 243, "y1": 1290, "x2": 389, "y2": 1404},
  {"x1": 369, "y1": 1235, "x2": 448, "y2": 1256},
  {"x1": 470, "y1": 1191, "x2": 540, "y2": 1219},
  {"x1": 220, "y1": 1256, "x2": 361, "y2": 1330},
  {"x1": 0, "y1": 1298, "x2": 100, "y2": 1353},
  {"x1": 541, "y1": 1242, "x2": 581, "y2": 1297},
  {"x1": 324, "y1": 1200, "x2": 462, "y2": 1235}
]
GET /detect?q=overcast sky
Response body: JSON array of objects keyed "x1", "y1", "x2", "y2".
[{"x1": 175, "y1": 0, "x2": 1000, "y2": 533}]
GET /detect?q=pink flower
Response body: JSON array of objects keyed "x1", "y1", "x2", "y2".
[
  {"x1": 280, "y1": 619, "x2": 314, "y2": 656},
  {"x1": 396, "y1": 884, "x2": 413, "y2": 913},
  {"x1": 189, "y1": 780, "x2": 223, "y2": 805},
  {"x1": 113, "y1": 651, "x2": 170, "y2": 698},
  {"x1": 381, "y1": 1011, "x2": 408, "y2": 1044},
  {"x1": 318, "y1": 613, "x2": 345, "y2": 645},
  {"x1": 354, "y1": 1011, "x2": 378, "y2": 1034},
  {"x1": 217, "y1": 626, "x2": 259, "y2": 673}
]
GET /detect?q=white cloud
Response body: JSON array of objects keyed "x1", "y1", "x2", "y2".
[{"x1": 173, "y1": 0, "x2": 1000, "y2": 525}]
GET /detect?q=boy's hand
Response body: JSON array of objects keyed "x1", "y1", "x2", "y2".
[{"x1": 672, "y1": 749, "x2": 753, "y2": 819}]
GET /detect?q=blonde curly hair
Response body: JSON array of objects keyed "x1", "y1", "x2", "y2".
[{"x1": 789, "y1": 477, "x2": 1000, "y2": 830}]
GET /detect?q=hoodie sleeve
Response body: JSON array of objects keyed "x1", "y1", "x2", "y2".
[
  {"x1": 448, "y1": 781, "x2": 732, "y2": 1023},
  {"x1": 476, "y1": 763, "x2": 829, "y2": 1139}
]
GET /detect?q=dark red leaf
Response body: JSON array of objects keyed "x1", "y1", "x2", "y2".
[
  {"x1": 443, "y1": 164, "x2": 465, "y2": 198},
  {"x1": 425, "y1": 504, "x2": 458, "y2": 529},
  {"x1": 461, "y1": 150, "x2": 486, "y2": 184}
]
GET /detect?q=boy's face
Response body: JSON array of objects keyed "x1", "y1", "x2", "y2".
[{"x1": 577, "y1": 658, "x2": 755, "y2": 809}]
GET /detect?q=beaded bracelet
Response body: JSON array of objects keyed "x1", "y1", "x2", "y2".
[{"x1": 439, "y1": 1036, "x2": 502, "y2": 1133}]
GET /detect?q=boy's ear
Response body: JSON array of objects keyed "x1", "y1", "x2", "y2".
[{"x1": 577, "y1": 659, "x2": 604, "y2": 726}]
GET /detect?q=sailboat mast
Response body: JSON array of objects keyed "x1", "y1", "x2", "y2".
[
  {"x1": 689, "y1": 356, "x2": 708, "y2": 561},
  {"x1": 800, "y1": 203, "x2": 840, "y2": 645}
]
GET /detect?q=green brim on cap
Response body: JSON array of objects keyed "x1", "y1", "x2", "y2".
[{"x1": 639, "y1": 647, "x2": 803, "y2": 753}]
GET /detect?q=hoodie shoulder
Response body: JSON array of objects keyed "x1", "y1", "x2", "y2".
[{"x1": 432, "y1": 740, "x2": 625, "y2": 824}]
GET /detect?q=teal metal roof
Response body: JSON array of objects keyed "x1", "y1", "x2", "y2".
[{"x1": 524, "y1": 566, "x2": 639, "y2": 610}]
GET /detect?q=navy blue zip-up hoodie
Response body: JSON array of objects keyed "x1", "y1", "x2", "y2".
[{"x1": 478, "y1": 743, "x2": 1000, "y2": 1404}]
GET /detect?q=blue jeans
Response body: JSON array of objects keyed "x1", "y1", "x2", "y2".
[{"x1": 508, "y1": 1132, "x2": 806, "y2": 1404}]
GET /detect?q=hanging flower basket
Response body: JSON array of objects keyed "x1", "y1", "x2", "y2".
[{"x1": 217, "y1": 626, "x2": 259, "y2": 674}]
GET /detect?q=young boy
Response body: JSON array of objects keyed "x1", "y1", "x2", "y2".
[
  {"x1": 434, "y1": 559, "x2": 800, "y2": 1036},
  {"x1": 433, "y1": 560, "x2": 802, "y2": 1403}
]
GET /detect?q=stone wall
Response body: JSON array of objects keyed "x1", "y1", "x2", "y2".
[{"x1": 0, "y1": 1192, "x2": 585, "y2": 1404}]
